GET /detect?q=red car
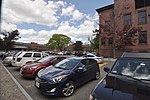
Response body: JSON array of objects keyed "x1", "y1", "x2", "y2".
[{"x1": 20, "y1": 56, "x2": 66, "y2": 78}]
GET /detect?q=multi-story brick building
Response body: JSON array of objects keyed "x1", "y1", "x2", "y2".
[{"x1": 96, "y1": 0, "x2": 150, "y2": 57}]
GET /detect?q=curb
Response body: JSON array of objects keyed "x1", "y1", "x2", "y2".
[{"x1": 0, "y1": 62, "x2": 33, "y2": 100}]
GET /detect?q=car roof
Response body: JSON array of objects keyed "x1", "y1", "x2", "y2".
[{"x1": 122, "y1": 52, "x2": 150, "y2": 59}]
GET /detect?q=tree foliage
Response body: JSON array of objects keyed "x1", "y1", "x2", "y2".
[
  {"x1": 0, "y1": 30, "x2": 20, "y2": 51},
  {"x1": 74, "y1": 41, "x2": 83, "y2": 51},
  {"x1": 115, "y1": 26, "x2": 141, "y2": 50},
  {"x1": 89, "y1": 29, "x2": 99, "y2": 50},
  {"x1": 100, "y1": 23, "x2": 141, "y2": 51},
  {"x1": 47, "y1": 34, "x2": 71, "y2": 51}
]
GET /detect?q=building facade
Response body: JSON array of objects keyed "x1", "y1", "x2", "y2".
[
  {"x1": 96, "y1": 0, "x2": 150, "y2": 57},
  {"x1": 14, "y1": 42, "x2": 48, "y2": 51}
]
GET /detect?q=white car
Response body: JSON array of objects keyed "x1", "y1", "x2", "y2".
[
  {"x1": 11, "y1": 51, "x2": 49, "y2": 67},
  {"x1": 3, "y1": 56, "x2": 13, "y2": 65},
  {"x1": 3, "y1": 51, "x2": 21, "y2": 66},
  {"x1": 83, "y1": 53, "x2": 104, "y2": 63}
]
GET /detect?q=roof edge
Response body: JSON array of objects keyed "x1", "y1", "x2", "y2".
[{"x1": 96, "y1": 4, "x2": 114, "y2": 14}]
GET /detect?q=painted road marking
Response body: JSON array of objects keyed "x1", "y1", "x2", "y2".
[{"x1": 99, "y1": 62, "x2": 107, "y2": 67}]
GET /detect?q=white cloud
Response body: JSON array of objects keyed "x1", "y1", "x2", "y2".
[
  {"x1": 1, "y1": 22, "x2": 17, "y2": 32},
  {"x1": 72, "y1": 10, "x2": 84, "y2": 21},
  {"x1": 61, "y1": 5, "x2": 75, "y2": 16},
  {"x1": 61, "y1": 4, "x2": 84, "y2": 21},
  {"x1": 1, "y1": 0, "x2": 99, "y2": 44},
  {"x1": 49, "y1": 16, "x2": 97, "y2": 44},
  {"x1": 18, "y1": 29, "x2": 36, "y2": 36},
  {"x1": 2, "y1": 0, "x2": 65, "y2": 26}
]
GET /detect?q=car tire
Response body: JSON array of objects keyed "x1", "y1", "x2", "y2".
[
  {"x1": 62, "y1": 81, "x2": 75, "y2": 97},
  {"x1": 95, "y1": 71, "x2": 100, "y2": 80}
]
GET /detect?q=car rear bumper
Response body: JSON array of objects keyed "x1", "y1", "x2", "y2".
[{"x1": 11, "y1": 61, "x2": 23, "y2": 67}]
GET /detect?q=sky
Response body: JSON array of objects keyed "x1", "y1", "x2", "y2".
[{"x1": 1, "y1": 0, "x2": 114, "y2": 44}]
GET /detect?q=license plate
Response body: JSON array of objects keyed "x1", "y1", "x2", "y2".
[{"x1": 35, "y1": 81, "x2": 40, "y2": 88}]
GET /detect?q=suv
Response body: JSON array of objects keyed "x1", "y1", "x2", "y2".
[
  {"x1": 90, "y1": 52, "x2": 150, "y2": 100},
  {"x1": 11, "y1": 51, "x2": 49, "y2": 67}
]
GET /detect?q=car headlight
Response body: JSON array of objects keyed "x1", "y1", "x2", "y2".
[
  {"x1": 52, "y1": 75, "x2": 68, "y2": 83},
  {"x1": 29, "y1": 66, "x2": 38, "y2": 70}
]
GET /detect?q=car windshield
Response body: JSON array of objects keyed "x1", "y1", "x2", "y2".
[
  {"x1": 55, "y1": 59, "x2": 80, "y2": 70},
  {"x1": 111, "y1": 58, "x2": 150, "y2": 80},
  {"x1": 36, "y1": 56, "x2": 53, "y2": 63}
]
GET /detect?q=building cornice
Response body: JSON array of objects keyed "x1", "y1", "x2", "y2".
[{"x1": 96, "y1": 4, "x2": 114, "y2": 14}]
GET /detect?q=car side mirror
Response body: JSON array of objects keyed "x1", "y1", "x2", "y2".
[{"x1": 104, "y1": 67, "x2": 110, "y2": 73}]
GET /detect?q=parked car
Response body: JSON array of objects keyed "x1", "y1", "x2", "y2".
[
  {"x1": 57, "y1": 52, "x2": 64, "y2": 55},
  {"x1": 35, "y1": 57, "x2": 100, "y2": 97},
  {"x1": 11, "y1": 51, "x2": 49, "y2": 67},
  {"x1": 20, "y1": 56, "x2": 67, "y2": 78},
  {"x1": 3, "y1": 51, "x2": 21, "y2": 66},
  {"x1": 83, "y1": 53, "x2": 103, "y2": 63},
  {"x1": 90, "y1": 52, "x2": 150, "y2": 100}
]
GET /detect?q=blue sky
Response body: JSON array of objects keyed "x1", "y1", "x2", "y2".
[{"x1": 1, "y1": 0, "x2": 114, "y2": 44}]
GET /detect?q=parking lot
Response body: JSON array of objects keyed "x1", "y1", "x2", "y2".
[{"x1": 3, "y1": 61, "x2": 114, "y2": 100}]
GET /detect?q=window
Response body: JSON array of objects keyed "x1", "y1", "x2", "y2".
[
  {"x1": 33, "y1": 53, "x2": 41, "y2": 57},
  {"x1": 139, "y1": 31, "x2": 147, "y2": 44},
  {"x1": 108, "y1": 37, "x2": 113, "y2": 45},
  {"x1": 138, "y1": 11, "x2": 147, "y2": 24},
  {"x1": 86, "y1": 59, "x2": 97, "y2": 65},
  {"x1": 101, "y1": 37, "x2": 106, "y2": 45},
  {"x1": 124, "y1": 13, "x2": 131, "y2": 26},
  {"x1": 87, "y1": 55, "x2": 94, "y2": 57},
  {"x1": 104, "y1": 20, "x2": 111, "y2": 31},
  {"x1": 23, "y1": 53, "x2": 32, "y2": 57},
  {"x1": 135, "y1": 0, "x2": 150, "y2": 9}
]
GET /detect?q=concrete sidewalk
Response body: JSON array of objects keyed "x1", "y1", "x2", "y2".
[{"x1": 0, "y1": 61, "x2": 31, "y2": 100}]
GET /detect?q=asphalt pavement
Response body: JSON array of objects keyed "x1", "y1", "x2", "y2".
[{"x1": 1, "y1": 60, "x2": 114, "y2": 100}]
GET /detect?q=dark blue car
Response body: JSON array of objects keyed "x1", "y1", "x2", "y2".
[
  {"x1": 90, "y1": 52, "x2": 150, "y2": 100},
  {"x1": 35, "y1": 57, "x2": 100, "y2": 97}
]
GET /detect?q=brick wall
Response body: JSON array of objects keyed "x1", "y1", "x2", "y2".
[{"x1": 98, "y1": 0, "x2": 150, "y2": 57}]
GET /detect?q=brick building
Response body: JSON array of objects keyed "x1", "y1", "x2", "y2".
[{"x1": 96, "y1": 0, "x2": 150, "y2": 57}]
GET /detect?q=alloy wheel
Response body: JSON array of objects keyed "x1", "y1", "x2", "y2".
[{"x1": 62, "y1": 81, "x2": 75, "y2": 97}]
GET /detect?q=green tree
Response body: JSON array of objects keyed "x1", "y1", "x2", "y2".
[
  {"x1": 90, "y1": 29, "x2": 99, "y2": 50},
  {"x1": 47, "y1": 34, "x2": 71, "y2": 51},
  {"x1": 74, "y1": 41, "x2": 83, "y2": 51},
  {"x1": 0, "y1": 30, "x2": 20, "y2": 51}
]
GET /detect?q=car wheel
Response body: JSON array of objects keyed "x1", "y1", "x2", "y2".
[
  {"x1": 62, "y1": 81, "x2": 75, "y2": 97},
  {"x1": 95, "y1": 71, "x2": 100, "y2": 80}
]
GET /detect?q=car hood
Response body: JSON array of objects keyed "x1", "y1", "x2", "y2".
[
  {"x1": 38, "y1": 66, "x2": 71, "y2": 79},
  {"x1": 23, "y1": 63, "x2": 41, "y2": 69},
  {"x1": 93, "y1": 74, "x2": 150, "y2": 100}
]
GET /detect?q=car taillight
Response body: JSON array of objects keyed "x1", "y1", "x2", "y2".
[{"x1": 17, "y1": 58, "x2": 22, "y2": 62}]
